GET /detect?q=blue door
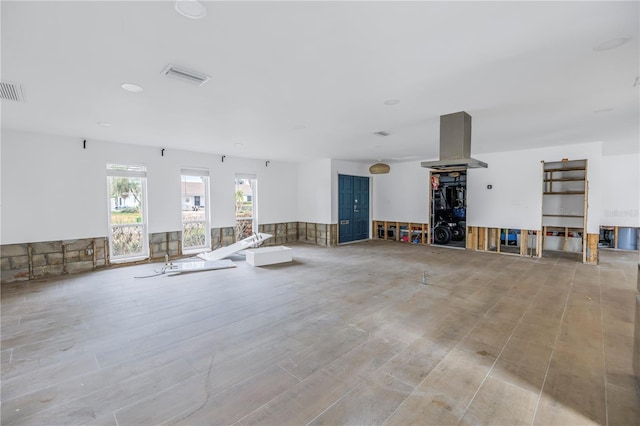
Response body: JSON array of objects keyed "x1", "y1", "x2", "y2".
[{"x1": 339, "y1": 174, "x2": 369, "y2": 243}]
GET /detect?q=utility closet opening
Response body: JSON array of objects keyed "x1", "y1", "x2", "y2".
[{"x1": 430, "y1": 170, "x2": 466, "y2": 248}]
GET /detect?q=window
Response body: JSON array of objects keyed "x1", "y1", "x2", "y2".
[
  {"x1": 107, "y1": 163, "x2": 148, "y2": 261},
  {"x1": 181, "y1": 169, "x2": 210, "y2": 252},
  {"x1": 235, "y1": 175, "x2": 257, "y2": 240}
]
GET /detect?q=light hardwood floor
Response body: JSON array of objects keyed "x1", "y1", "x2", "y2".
[{"x1": 1, "y1": 241, "x2": 639, "y2": 425}]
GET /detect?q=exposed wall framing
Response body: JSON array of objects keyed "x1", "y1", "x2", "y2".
[
  {"x1": 1, "y1": 221, "x2": 338, "y2": 284},
  {"x1": 466, "y1": 227, "x2": 542, "y2": 258},
  {"x1": 1, "y1": 237, "x2": 108, "y2": 283},
  {"x1": 149, "y1": 231, "x2": 182, "y2": 260},
  {"x1": 372, "y1": 220, "x2": 429, "y2": 244},
  {"x1": 586, "y1": 233, "x2": 599, "y2": 265}
]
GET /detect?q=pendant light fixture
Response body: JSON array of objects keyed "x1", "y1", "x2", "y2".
[{"x1": 369, "y1": 163, "x2": 390, "y2": 174}]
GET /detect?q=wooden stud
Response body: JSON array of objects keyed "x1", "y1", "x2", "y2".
[
  {"x1": 586, "y1": 233, "x2": 599, "y2": 264},
  {"x1": 466, "y1": 226, "x2": 478, "y2": 250},
  {"x1": 479, "y1": 227, "x2": 487, "y2": 251},
  {"x1": 27, "y1": 243, "x2": 33, "y2": 279},
  {"x1": 582, "y1": 166, "x2": 589, "y2": 263},
  {"x1": 61, "y1": 242, "x2": 67, "y2": 275},
  {"x1": 325, "y1": 223, "x2": 328, "y2": 246},
  {"x1": 92, "y1": 240, "x2": 97, "y2": 268}
]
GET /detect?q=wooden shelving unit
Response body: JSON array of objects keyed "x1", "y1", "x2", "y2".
[
  {"x1": 541, "y1": 159, "x2": 588, "y2": 261},
  {"x1": 466, "y1": 227, "x2": 540, "y2": 257},
  {"x1": 372, "y1": 220, "x2": 429, "y2": 245}
]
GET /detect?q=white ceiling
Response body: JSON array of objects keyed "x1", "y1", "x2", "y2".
[{"x1": 2, "y1": 1, "x2": 638, "y2": 162}]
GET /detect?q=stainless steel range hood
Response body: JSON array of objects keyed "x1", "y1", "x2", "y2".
[{"x1": 421, "y1": 111, "x2": 488, "y2": 171}]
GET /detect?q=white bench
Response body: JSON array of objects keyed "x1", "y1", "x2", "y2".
[{"x1": 245, "y1": 246, "x2": 292, "y2": 266}]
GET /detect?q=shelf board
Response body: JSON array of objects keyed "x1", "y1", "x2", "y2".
[
  {"x1": 543, "y1": 191, "x2": 585, "y2": 195},
  {"x1": 542, "y1": 214, "x2": 584, "y2": 218},
  {"x1": 545, "y1": 226, "x2": 584, "y2": 230},
  {"x1": 544, "y1": 167, "x2": 586, "y2": 172},
  {"x1": 543, "y1": 177, "x2": 585, "y2": 182}
]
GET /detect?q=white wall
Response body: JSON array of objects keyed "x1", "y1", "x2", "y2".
[
  {"x1": 0, "y1": 129, "x2": 299, "y2": 244},
  {"x1": 371, "y1": 161, "x2": 430, "y2": 223},
  {"x1": 600, "y1": 153, "x2": 640, "y2": 227},
  {"x1": 296, "y1": 158, "x2": 332, "y2": 223}
]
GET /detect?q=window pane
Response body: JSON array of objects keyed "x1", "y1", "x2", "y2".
[
  {"x1": 110, "y1": 177, "x2": 143, "y2": 224},
  {"x1": 183, "y1": 222, "x2": 207, "y2": 249},
  {"x1": 181, "y1": 174, "x2": 209, "y2": 251},
  {"x1": 235, "y1": 178, "x2": 255, "y2": 240},
  {"x1": 111, "y1": 225, "x2": 144, "y2": 257},
  {"x1": 181, "y1": 176, "x2": 206, "y2": 221}
]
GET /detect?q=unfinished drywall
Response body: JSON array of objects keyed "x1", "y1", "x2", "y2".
[
  {"x1": 468, "y1": 142, "x2": 605, "y2": 233},
  {"x1": 372, "y1": 141, "x2": 639, "y2": 235},
  {"x1": 209, "y1": 155, "x2": 299, "y2": 227},
  {"x1": 297, "y1": 159, "x2": 332, "y2": 224},
  {"x1": 1, "y1": 129, "x2": 299, "y2": 244},
  {"x1": 371, "y1": 161, "x2": 429, "y2": 223},
  {"x1": 600, "y1": 153, "x2": 640, "y2": 227}
]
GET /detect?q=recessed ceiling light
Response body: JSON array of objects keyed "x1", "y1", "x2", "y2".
[
  {"x1": 97, "y1": 121, "x2": 113, "y2": 126},
  {"x1": 593, "y1": 36, "x2": 632, "y2": 51},
  {"x1": 121, "y1": 83, "x2": 144, "y2": 93},
  {"x1": 174, "y1": 0, "x2": 207, "y2": 19},
  {"x1": 384, "y1": 99, "x2": 400, "y2": 106}
]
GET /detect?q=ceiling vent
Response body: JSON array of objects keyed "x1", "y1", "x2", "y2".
[
  {"x1": 161, "y1": 64, "x2": 210, "y2": 86},
  {"x1": 374, "y1": 131, "x2": 391, "y2": 137},
  {"x1": 0, "y1": 82, "x2": 25, "y2": 102}
]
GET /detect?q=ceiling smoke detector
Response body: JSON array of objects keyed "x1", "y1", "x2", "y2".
[
  {"x1": 0, "y1": 81, "x2": 25, "y2": 102},
  {"x1": 162, "y1": 64, "x2": 210, "y2": 86},
  {"x1": 174, "y1": 0, "x2": 207, "y2": 19}
]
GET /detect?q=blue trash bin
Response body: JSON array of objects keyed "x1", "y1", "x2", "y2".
[{"x1": 618, "y1": 228, "x2": 638, "y2": 250}]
